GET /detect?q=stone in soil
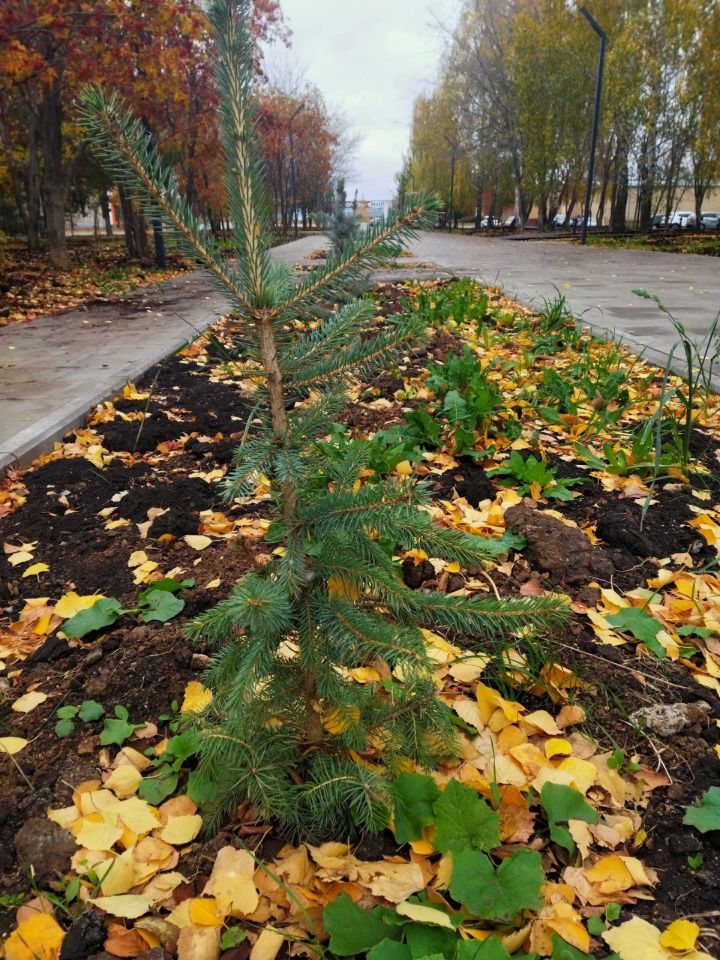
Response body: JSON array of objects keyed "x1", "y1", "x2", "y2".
[{"x1": 630, "y1": 701, "x2": 713, "y2": 737}]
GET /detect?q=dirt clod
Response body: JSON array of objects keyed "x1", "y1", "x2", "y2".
[
  {"x1": 60, "y1": 910, "x2": 108, "y2": 960},
  {"x1": 505, "y1": 502, "x2": 614, "y2": 589},
  {"x1": 14, "y1": 818, "x2": 76, "y2": 883}
]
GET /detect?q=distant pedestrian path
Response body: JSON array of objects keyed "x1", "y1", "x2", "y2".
[
  {"x1": 2, "y1": 231, "x2": 718, "y2": 475},
  {"x1": 0, "y1": 236, "x2": 321, "y2": 472},
  {"x1": 409, "y1": 232, "x2": 720, "y2": 387}
]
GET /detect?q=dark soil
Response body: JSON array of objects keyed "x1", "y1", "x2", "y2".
[
  {"x1": 1, "y1": 282, "x2": 720, "y2": 944},
  {"x1": 431, "y1": 460, "x2": 496, "y2": 507},
  {"x1": 98, "y1": 356, "x2": 251, "y2": 455}
]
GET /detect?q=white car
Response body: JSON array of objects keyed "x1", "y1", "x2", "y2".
[
  {"x1": 664, "y1": 211, "x2": 697, "y2": 230},
  {"x1": 700, "y1": 212, "x2": 720, "y2": 230}
]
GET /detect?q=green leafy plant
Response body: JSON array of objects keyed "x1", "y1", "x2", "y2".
[
  {"x1": 587, "y1": 902, "x2": 621, "y2": 936},
  {"x1": 488, "y1": 452, "x2": 584, "y2": 501},
  {"x1": 424, "y1": 346, "x2": 506, "y2": 454},
  {"x1": 575, "y1": 422, "x2": 656, "y2": 478},
  {"x1": 540, "y1": 783, "x2": 598, "y2": 855},
  {"x1": 100, "y1": 705, "x2": 145, "y2": 747},
  {"x1": 687, "y1": 853, "x2": 704, "y2": 871},
  {"x1": 0, "y1": 894, "x2": 25, "y2": 912},
  {"x1": 55, "y1": 699, "x2": 106, "y2": 738},
  {"x1": 607, "y1": 748, "x2": 641, "y2": 775},
  {"x1": 682, "y1": 786, "x2": 720, "y2": 833},
  {"x1": 411, "y1": 278, "x2": 490, "y2": 331},
  {"x1": 606, "y1": 606, "x2": 665, "y2": 659},
  {"x1": 634, "y1": 289, "x2": 720, "y2": 473},
  {"x1": 62, "y1": 577, "x2": 193, "y2": 639},
  {"x1": 79, "y1": 0, "x2": 568, "y2": 840}
]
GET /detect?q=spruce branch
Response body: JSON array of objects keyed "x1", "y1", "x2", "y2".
[{"x1": 78, "y1": 87, "x2": 254, "y2": 314}]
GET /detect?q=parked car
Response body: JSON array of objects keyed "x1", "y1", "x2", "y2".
[
  {"x1": 552, "y1": 213, "x2": 569, "y2": 227},
  {"x1": 504, "y1": 215, "x2": 518, "y2": 227},
  {"x1": 480, "y1": 215, "x2": 501, "y2": 227},
  {"x1": 559, "y1": 214, "x2": 597, "y2": 228},
  {"x1": 699, "y1": 212, "x2": 720, "y2": 230},
  {"x1": 661, "y1": 211, "x2": 697, "y2": 230}
]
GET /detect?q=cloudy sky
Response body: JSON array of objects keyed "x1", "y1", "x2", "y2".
[{"x1": 263, "y1": 0, "x2": 462, "y2": 202}]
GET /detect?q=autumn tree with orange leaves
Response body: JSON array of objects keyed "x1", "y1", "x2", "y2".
[{"x1": 0, "y1": 0, "x2": 285, "y2": 268}]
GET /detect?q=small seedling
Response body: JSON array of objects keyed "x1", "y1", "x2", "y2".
[
  {"x1": 55, "y1": 700, "x2": 106, "y2": 737},
  {"x1": 488, "y1": 451, "x2": 584, "y2": 501},
  {"x1": 607, "y1": 748, "x2": 641, "y2": 775},
  {"x1": 687, "y1": 853, "x2": 704, "y2": 871},
  {"x1": 100, "y1": 705, "x2": 144, "y2": 747}
]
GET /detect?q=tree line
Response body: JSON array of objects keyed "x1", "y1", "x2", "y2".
[
  {"x1": 0, "y1": 0, "x2": 347, "y2": 269},
  {"x1": 399, "y1": 0, "x2": 720, "y2": 231}
]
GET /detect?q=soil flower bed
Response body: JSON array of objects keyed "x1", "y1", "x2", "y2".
[{"x1": 0, "y1": 279, "x2": 719, "y2": 960}]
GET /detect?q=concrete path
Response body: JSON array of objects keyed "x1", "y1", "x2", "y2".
[
  {"x1": 2, "y1": 231, "x2": 718, "y2": 474},
  {"x1": 0, "y1": 235, "x2": 322, "y2": 472},
  {"x1": 408, "y1": 233, "x2": 720, "y2": 386}
]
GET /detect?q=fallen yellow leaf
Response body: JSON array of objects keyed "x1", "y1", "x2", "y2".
[
  {"x1": 180, "y1": 680, "x2": 213, "y2": 715},
  {"x1": 157, "y1": 814, "x2": 203, "y2": 845},
  {"x1": 3, "y1": 911, "x2": 64, "y2": 960},
  {"x1": 659, "y1": 919, "x2": 700, "y2": 952},
  {"x1": 11, "y1": 690, "x2": 48, "y2": 713}
]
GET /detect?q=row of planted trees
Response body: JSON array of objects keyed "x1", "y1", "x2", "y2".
[
  {"x1": 399, "y1": 0, "x2": 720, "y2": 231},
  {"x1": 0, "y1": 0, "x2": 346, "y2": 268}
]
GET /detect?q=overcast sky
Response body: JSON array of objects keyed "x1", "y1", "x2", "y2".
[{"x1": 262, "y1": 0, "x2": 462, "y2": 202}]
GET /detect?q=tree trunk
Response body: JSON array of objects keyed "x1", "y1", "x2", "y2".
[
  {"x1": 118, "y1": 184, "x2": 148, "y2": 258},
  {"x1": 43, "y1": 184, "x2": 68, "y2": 268},
  {"x1": 100, "y1": 188, "x2": 113, "y2": 237},
  {"x1": 611, "y1": 149, "x2": 629, "y2": 233},
  {"x1": 26, "y1": 119, "x2": 42, "y2": 251},
  {"x1": 474, "y1": 178, "x2": 483, "y2": 230},
  {"x1": 39, "y1": 87, "x2": 69, "y2": 269}
]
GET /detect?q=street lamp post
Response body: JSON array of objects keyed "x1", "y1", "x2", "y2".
[
  {"x1": 289, "y1": 102, "x2": 305, "y2": 240},
  {"x1": 579, "y1": 6, "x2": 606, "y2": 246}
]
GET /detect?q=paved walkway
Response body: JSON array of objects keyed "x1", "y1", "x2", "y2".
[
  {"x1": 0, "y1": 236, "x2": 321, "y2": 472},
  {"x1": 2, "y1": 231, "x2": 718, "y2": 473},
  {"x1": 408, "y1": 233, "x2": 720, "y2": 386}
]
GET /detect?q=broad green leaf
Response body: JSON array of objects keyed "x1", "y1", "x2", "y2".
[
  {"x1": 368, "y1": 940, "x2": 413, "y2": 960},
  {"x1": 607, "y1": 608, "x2": 665, "y2": 659},
  {"x1": 682, "y1": 786, "x2": 720, "y2": 833},
  {"x1": 138, "y1": 767, "x2": 179, "y2": 805},
  {"x1": 404, "y1": 925, "x2": 457, "y2": 959},
  {"x1": 56, "y1": 705, "x2": 79, "y2": 720},
  {"x1": 550, "y1": 934, "x2": 593, "y2": 958},
  {"x1": 220, "y1": 928, "x2": 247, "y2": 950},
  {"x1": 392, "y1": 773, "x2": 440, "y2": 843},
  {"x1": 54, "y1": 718, "x2": 76, "y2": 738},
  {"x1": 450, "y1": 848, "x2": 544, "y2": 922},
  {"x1": 140, "y1": 589, "x2": 185, "y2": 623},
  {"x1": 433, "y1": 780, "x2": 500, "y2": 853},
  {"x1": 457, "y1": 939, "x2": 511, "y2": 960},
  {"x1": 187, "y1": 769, "x2": 218, "y2": 805},
  {"x1": 78, "y1": 700, "x2": 105, "y2": 722},
  {"x1": 138, "y1": 577, "x2": 193, "y2": 602},
  {"x1": 100, "y1": 705, "x2": 141, "y2": 747},
  {"x1": 443, "y1": 390, "x2": 469, "y2": 425},
  {"x1": 164, "y1": 729, "x2": 201, "y2": 766},
  {"x1": 324, "y1": 894, "x2": 400, "y2": 956},
  {"x1": 62, "y1": 597, "x2": 123, "y2": 639},
  {"x1": 541, "y1": 783, "x2": 598, "y2": 854}
]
